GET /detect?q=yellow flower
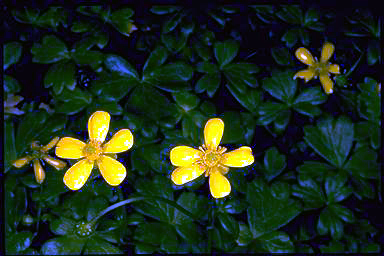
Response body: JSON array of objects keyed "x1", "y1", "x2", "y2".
[
  {"x1": 12, "y1": 137, "x2": 67, "y2": 184},
  {"x1": 170, "y1": 118, "x2": 254, "y2": 199},
  {"x1": 4, "y1": 94, "x2": 24, "y2": 115},
  {"x1": 293, "y1": 42, "x2": 340, "y2": 94},
  {"x1": 55, "y1": 111, "x2": 134, "y2": 190}
]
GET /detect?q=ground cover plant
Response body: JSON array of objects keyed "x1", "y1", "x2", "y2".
[{"x1": 3, "y1": 2, "x2": 383, "y2": 254}]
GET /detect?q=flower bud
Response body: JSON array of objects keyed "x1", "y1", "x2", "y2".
[
  {"x1": 12, "y1": 156, "x2": 33, "y2": 168},
  {"x1": 33, "y1": 159, "x2": 45, "y2": 184}
]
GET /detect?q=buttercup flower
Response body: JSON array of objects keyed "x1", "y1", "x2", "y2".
[
  {"x1": 13, "y1": 137, "x2": 67, "y2": 184},
  {"x1": 55, "y1": 111, "x2": 133, "y2": 190},
  {"x1": 294, "y1": 42, "x2": 340, "y2": 94},
  {"x1": 170, "y1": 118, "x2": 254, "y2": 198}
]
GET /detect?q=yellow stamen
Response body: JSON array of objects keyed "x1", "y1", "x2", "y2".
[{"x1": 83, "y1": 140, "x2": 103, "y2": 161}]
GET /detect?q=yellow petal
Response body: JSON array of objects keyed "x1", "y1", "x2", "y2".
[
  {"x1": 43, "y1": 155, "x2": 67, "y2": 170},
  {"x1": 209, "y1": 167, "x2": 231, "y2": 198},
  {"x1": 41, "y1": 137, "x2": 60, "y2": 152},
  {"x1": 321, "y1": 42, "x2": 335, "y2": 63},
  {"x1": 319, "y1": 74, "x2": 334, "y2": 94},
  {"x1": 295, "y1": 47, "x2": 315, "y2": 65},
  {"x1": 170, "y1": 146, "x2": 202, "y2": 167},
  {"x1": 63, "y1": 159, "x2": 94, "y2": 190},
  {"x1": 13, "y1": 156, "x2": 33, "y2": 168},
  {"x1": 171, "y1": 164, "x2": 206, "y2": 185},
  {"x1": 33, "y1": 159, "x2": 45, "y2": 184},
  {"x1": 97, "y1": 155, "x2": 126, "y2": 186},
  {"x1": 103, "y1": 129, "x2": 134, "y2": 153},
  {"x1": 328, "y1": 64, "x2": 340, "y2": 74},
  {"x1": 204, "y1": 118, "x2": 224, "y2": 150},
  {"x1": 221, "y1": 146, "x2": 254, "y2": 167},
  {"x1": 55, "y1": 137, "x2": 86, "y2": 159},
  {"x1": 293, "y1": 69, "x2": 316, "y2": 82},
  {"x1": 88, "y1": 111, "x2": 110, "y2": 143}
]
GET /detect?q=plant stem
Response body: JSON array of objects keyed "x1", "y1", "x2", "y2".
[
  {"x1": 345, "y1": 52, "x2": 364, "y2": 77},
  {"x1": 90, "y1": 195, "x2": 201, "y2": 226}
]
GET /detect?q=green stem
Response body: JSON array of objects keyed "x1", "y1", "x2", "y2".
[
  {"x1": 345, "y1": 51, "x2": 364, "y2": 77},
  {"x1": 89, "y1": 195, "x2": 201, "y2": 226}
]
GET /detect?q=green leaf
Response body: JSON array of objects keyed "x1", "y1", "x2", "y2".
[
  {"x1": 294, "y1": 87, "x2": 327, "y2": 105},
  {"x1": 150, "y1": 6, "x2": 181, "y2": 15},
  {"x1": 218, "y1": 212, "x2": 240, "y2": 238},
  {"x1": 297, "y1": 161, "x2": 333, "y2": 181},
  {"x1": 104, "y1": 54, "x2": 138, "y2": 79},
  {"x1": 195, "y1": 73, "x2": 221, "y2": 97},
  {"x1": 41, "y1": 236, "x2": 87, "y2": 255},
  {"x1": 236, "y1": 223, "x2": 252, "y2": 246},
  {"x1": 317, "y1": 207, "x2": 344, "y2": 240},
  {"x1": 134, "y1": 222, "x2": 178, "y2": 252},
  {"x1": 214, "y1": 40, "x2": 239, "y2": 68},
  {"x1": 137, "y1": 144, "x2": 171, "y2": 174},
  {"x1": 161, "y1": 31, "x2": 188, "y2": 53},
  {"x1": 304, "y1": 8, "x2": 320, "y2": 25},
  {"x1": 84, "y1": 236, "x2": 122, "y2": 254},
  {"x1": 56, "y1": 87, "x2": 92, "y2": 103},
  {"x1": 225, "y1": 84, "x2": 261, "y2": 113},
  {"x1": 148, "y1": 62, "x2": 193, "y2": 84},
  {"x1": 194, "y1": 42, "x2": 212, "y2": 61},
  {"x1": 274, "y1": 109, "x2": 291, "y2": 133},
  {"x1": 344, "y1": 146, "x2": 379, "y2": 179},
  {"x1": 223, "y1": 63, "x2": 259, "y2": 89},
  {"x1": 163, "y1": 11, "x2": 184, "y2": 33},
  {"x1": 263, "y1": 147, "x2": 287, "y2": 181},
  {"x1": 262, "y1": 70, "x2": 297, "y2": 104},
  {"x1": 31, "y1": 35, "x2": 69, "y2": 63},
  {"x1": 87, "y1": 98, "x2": 123, "y2": 116},
  {"x1": 281, "y1": 28, "x2": 299, "y2": 48},
  {"x1": 329, "y1": 204, "x2": 355, "y2": 223},
  {"x1": 196, "y1": 62, "x2": 218, "y2": 73},
  {"x1": 319, "y1": 240, "x2": 344, "y2": 253},
  {"x1": 4, "y1": 41, "x2": 22, "y2": 70},
  {"x1": 91, "y1": 73, "x2": 137, "y2": 101},
  {"x1": 128, "y1": 86, "x2": 176, "y2": 120},
  {"x1": 12, "y1": 8, "x2": 40, "y2": 24},
  {"x1": 37, "y1": 7, "x2": 67, "y2": 29},
  {"x1": 6, "y1": 231, "x2": 34, "y2": 254},
  {"x1": 173, "y1": 91, "x2": 200, "y2": 112},
  {"x1": 71, "y1": 50, "x2": 103, "y2": 67},
  {"x1": 247, "y1": 180, "x2": 301, "y2": 238},
  {"x1": 292, "y1": 175, "x2": 326, "y2": 209},
  {"x1": 4, "y1": 121, "x2": 17, "y2": 172},
  {"x1": 257, "y1": 231, "x2": 294, "y2": 253},
  {"x1": 367, "y1": 40, "x2": 379, "y2": 65},
  {"x1": 276, "y1": 5, "x2": 303, "y2": 24},
  {"x1": 175, "y1": 222, "x2": 201, "y2": 247},
  {"x1": 257, "y1": 102, "x2": 287, "y2": 126},
  {"x1": 44, "y1": 61, "x2": 76, "y2": 94},
  {"x1": 325, "y1": 173, "x2": 352, "y2": 203},
  {"x1": 304, "y1": 116, "x2": 354, "y2": 168},
  {"x1": 110, "y1": 8, "x2": 135, "y2": 36},
  {"x1": 50, "y1": 216, "x2": 76, "y2": 235},
  {"x1": 220, "y1": 111, "x2": 244, "y2": 144},
  {"x1": 223, "y1": 198, "x2": 248, "y2": 214},
  {"x1": 86, "y1": 197, "x2": 109, "y2": 221},
  {"x1": 271, "y1": 47, "x2": 292, "y2": 65},
  {"x1": 4, "y1": 75, "x2": 21, "y2": 94},
  {"x1": 56, "y1": 99, "x2": 89, "y2": 115},
  {"x1": 143, "y1": 46, "x2": 169, "y2": 74},
  {"x1": 16, "y1": 111, "x2": 49, "y2": 153},
  {"x1": 182, "y1": 110, "x2": 206, "y2": 143},
  {"x1": 173, "y1": 192, "x2": 208, "y2": 224}
]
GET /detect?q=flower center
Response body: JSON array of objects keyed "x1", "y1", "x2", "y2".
[
  {"x1": 199, "y1": 145, "x2": 227, "y2": 168},
  {"x1": 313, "y1": 62, "x2": 329, "y2": 76},
  {"x1": 75, "y1": 221, "x2": 94, "y2": 237},
  {"x1": 83, "y1": 141, "x2": 103, "y2": 161}
]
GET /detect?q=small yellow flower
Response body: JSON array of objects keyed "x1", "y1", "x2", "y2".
[
  {"x1": 12, "y1": 137, "x2": 66, "y2": 184},
  {"x1": 4, "y1": 94, "x2": 24, "y2": 115},
  {"x1": 293, "y1": 42, "x2": 340, "y2": 94},
  {"x1": 55, "y1": 111, "x2": 134, "y2": 190},
  {"x1": 170, "y1": 118, "x2": 254, "y2": 199}
]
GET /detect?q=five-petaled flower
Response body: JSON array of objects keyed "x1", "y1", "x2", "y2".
[
  {"x1": 55, "y1": 111, "x2": 134, "y2": 190},
  {"x1": 13, "y1": 137, "x2": 67, "y2": 184},
  {"x1": 170, "y1": 118, "x2": 254, "y2": 198},
  {"x1": 293, "y1": 42, "x2": 340, "y2": 94}
]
